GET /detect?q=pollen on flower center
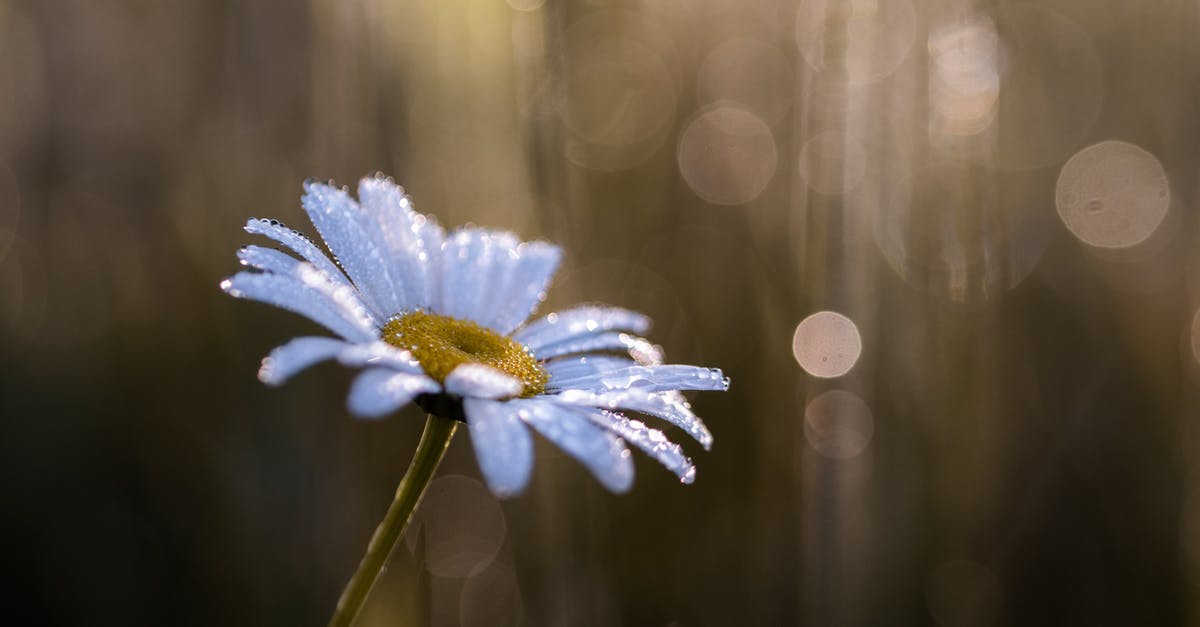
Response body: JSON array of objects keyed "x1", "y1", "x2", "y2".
[{"x1": 383, "y1": 310, "x2": 548, "y2": 397}]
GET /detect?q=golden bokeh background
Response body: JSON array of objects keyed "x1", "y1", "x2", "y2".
[{"x1": 3, "y1": 0, "x2": 1200, "y2": 625}]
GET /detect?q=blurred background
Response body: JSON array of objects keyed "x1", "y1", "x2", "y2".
[{"x1": 2, "y1": 0, "x2": 1199, "y2": 625}]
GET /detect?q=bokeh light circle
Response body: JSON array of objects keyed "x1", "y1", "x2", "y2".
[
  {"x1": 803, "y1": 390, "x2": 874, "y2": 460},
  {"x1": 797, "y1": 130, "x2": 868, "y2": 195},
  {"x1": 559, "y1": 37, "x2": 673, "y2": 148},
  {"x1": 988, "y1": 3, "x2": 1103, "y2": 170},
  {"x1": 874, "y1": 161, "x2": 1052, "y2": 304},
  {"x1": 1055, "y1": 140, "x2": 1170, "y2": 249},
  {"x1": 696, "y1": 38, "x2": 793, "y2": 125},
  {"x1": 795, "y1": 0, "x2": 917, "y2": 85},
  {"x1": 927, "y1": 14, "x2": 1000, "y2": 137},
  {"x1": 792, "y1": 310, "x2": 862, "y2": 378},
  {"x1": 558, "y1": 11, "x2": 679, "y2": 171},
  {"x1": 677, "y1": 104, "x2": 777, "y2": 205},
  {"x1": 460, "y1": 562, "x2": 523, "y2": 627},
  {"x1": 413, "y1": 475, "x2": 507, "y2": 578}
]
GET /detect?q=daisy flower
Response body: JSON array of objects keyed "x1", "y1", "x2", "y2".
[{"x1": 222, "y1": 175, "x2": 727, "y2": 497}]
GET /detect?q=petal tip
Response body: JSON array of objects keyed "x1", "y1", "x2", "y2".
[
  {"x1": 446, "y1": 363, "x2": 523, "y2": 399},
  {"x1": 487, "y1": 482, "x2": 528, "y2": 499},
  {"x1": 711, "y1": 369, "x2": 731, "y2": 391},
  {"x1": 606, "y1": 475, "x2": 635, "y2": 494},
  {"x1": 346, "y1": 398, "x2": 391, "y2": 420},
  {"x1": 257, "y1": 363, "x2": 284, "y2": 387}
]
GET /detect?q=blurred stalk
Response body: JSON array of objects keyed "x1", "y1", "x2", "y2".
[{"x1": 327, "y1": 414, "x2": 458, "y2": 627}]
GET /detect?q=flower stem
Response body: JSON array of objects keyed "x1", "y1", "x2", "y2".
[{"x1": 327, "y1": 414, "x2": 458, "y2": 627}]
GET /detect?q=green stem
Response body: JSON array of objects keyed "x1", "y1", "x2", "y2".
[{"x1": 327, "y1": 414, "x2": 458, "y2": 627}]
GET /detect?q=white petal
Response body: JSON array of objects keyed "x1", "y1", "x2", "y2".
[
  {"x1": 581, "y1": 408, "x2": 696, "y2": 484},
  {"x1": 243, "y1": 218, "x2": 349, "y2": 289},
  {"x1": 337, "y1": 341, "x2": 425, "y2": 374},
  {"x1": 302, "y1": 182, "x2": 404, "y2": 317},
  {"x1": 293, "y1": 262, "x2": 382, "y2": 331},
  {"x1": 357, "y1": 177, "x2": 440, "y2": 310},
  {"x1": 513, "y1": 306, "x2": 651, "y2": 351},
  {"x1": 463, "y1": 398, "x2": 535, "y2": 497},
  {"x1": 548, "y1": 364, "x2": 729, "y2": 394},
  {"x1": 237, "y1": 245, "x2": 302, "y2": 276},
  {"x1": 532, "y1": 331, "x2": 663, "y2": 364},
  {"x1": 438, "y1": 229, "x2": 520, "y2": 324},
  {"x1": 436, "y1": 228, "x2": 488, "y2": 320},
  {"x1": 258, "y1": 336, "x2": 350, "y2": 386},
  {"x1": 444, "y1": 363, "x2": 524, "y2": 399},
  {"x1": 543, "y1": 355, "x2": 636, "y2": 382},
  {"x1": 417, "y1": 213, "x2": 446, "y2": 313},
  {"x1": 513, "y1": 399, "x2": 634, "y2": 493},
  {"x1": 461, "y1": 231, "x2": 521, "y2": 325},
  {"x1": 548, "y1": 388, "x2": 713, "y2": 450},
  {"x1": 221, "y1": 270, "x2": 378, "y2": 343},
  {"x1": 346, "y1": 368, "x2": 440, "y2": 419},
  {"x1": 488, "y1": 242, "x2": 563, "y2": 335},
  {"x1": 237, "y1": 245, "x2": 361, "y2": 297}
]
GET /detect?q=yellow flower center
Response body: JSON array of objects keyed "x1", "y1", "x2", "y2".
[{"x1": 382, "y1": 310, "x2": 548, "y2": 397}]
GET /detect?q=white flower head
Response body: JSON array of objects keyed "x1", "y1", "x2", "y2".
[{"x1": 223, "y1": 175, "x2": 728, "y2": 497}]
